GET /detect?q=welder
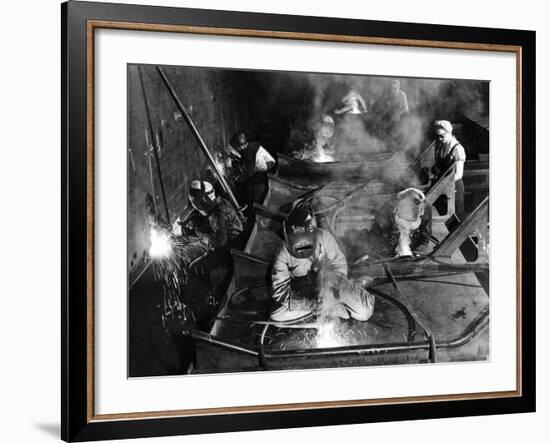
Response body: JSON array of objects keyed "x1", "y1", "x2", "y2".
[
  {"x1": 270, "y1": 205, "x2": 374, "y2": 322},
  {"x1": 182, "y1": 179, "x2": 244, "y2": 249},
  {"x1": 333, "y1": 88, "x2": 371, "y2": 152},
  {"x1": 292, "y1": 113, "x2": 337, "y2": 162},
  {"x1": 367, "y1": 187, "x2": 432, "y2": 258},
  {"x1": 228, "y1": 131, "x2": 276, "y2": 207},
  {"x1": 334, "y1": 88, "x2": 368, "y2": 115},
  {"x1": 179, "y1": 179, "x2": 245, "y2": 329}
]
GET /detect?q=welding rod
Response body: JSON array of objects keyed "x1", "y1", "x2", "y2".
[
  {"x1": 384, "y1": 263, "x2": 437, "y2": 363},
  {"x1": 156, "y1": 66, "x2": 244, "y2": 217}
]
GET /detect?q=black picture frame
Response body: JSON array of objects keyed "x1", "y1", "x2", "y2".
[{"x1": 62, "y1": 1, "x2": 536, "y2": 441}]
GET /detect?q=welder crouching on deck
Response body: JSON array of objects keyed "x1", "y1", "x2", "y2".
[
  {"x1": 367, "y1": 187, "x2": 432, "y2": 258},
  {"x1": 270, "y1": 206, "x2": 374, "y2": 323}
]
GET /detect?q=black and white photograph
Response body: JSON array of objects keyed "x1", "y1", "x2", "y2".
[
  {"x1": 0, "y1": 0, "x2": 544, "y2": 440},
  {"x1": 128, "y1": 64, "x2": 490, "y2": 377}
]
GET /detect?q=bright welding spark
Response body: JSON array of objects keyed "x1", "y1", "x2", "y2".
[
  {"x1": 316, "y1": 320, "x2": 342, "y2": 348},
  {"x1": 313, "y1": 149, "x2": 334, "y2": 163},
  {"x1": 149, "y1": 227, "x2": 173, "y2": 259}
]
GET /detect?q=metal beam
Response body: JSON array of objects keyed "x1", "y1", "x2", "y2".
[{"x1": 433, "y1": 196, "x2": 489, "y2": 258}]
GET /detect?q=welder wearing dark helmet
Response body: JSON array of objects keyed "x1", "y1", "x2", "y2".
[
  {"x1": 228, "y1": 131, "x2": 275, "y2": 206},
  {"x1": 184, "y1": 179, "x2": 243, "y2": 249},
  {"x1": 270, "y1": 206, "x2": 374, "y2": 322},
  {"x1": 188, "y1": 179, "x2": 217, "y2": 215}
]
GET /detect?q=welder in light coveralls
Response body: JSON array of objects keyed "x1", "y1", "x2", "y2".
[
  {"x1": 367, "y1": 187, "x2": 432, "y2": 258},
  {"x1": 269, "y1": 205, "x2": 374, "y2": 322}
]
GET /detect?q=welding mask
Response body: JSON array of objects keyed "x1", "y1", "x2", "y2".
[
  {"x1": 284, "y1": 206, "x2": 318, "y2": 259},
  {"x1": 188, "y1": 180, "x2": 217, "y2": 215},
  {"x1": 395, "y1": 188, "x2": 426, "y2": 228}
]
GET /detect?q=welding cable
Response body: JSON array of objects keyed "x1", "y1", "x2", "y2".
[
  {"x1": 353, "y1": 252, "x2": 488, "y2": 271},
  {"x1": 312, "y1": 196, "x2": 345, "y2": 215},
  {"x1": 330, "y1": 203, "x2": 347, "y2": 232},
  {"x1": 326, "y1": 181, "x2": 378, "y2": 231},
  {"x1": 290, "y1": 182, "x2": 332, "y2": 210},
  {"x1": 413, "y1": 253, "x2": 489, "y2": 270},
  {"x1": 398, "y1": 277, "x2": 483, "y2": 289},
  {"x1": 258, "y1": 323, "x2": 270, "y2": 370},
  {"x1": 352, "y1": 253, "x2": 424, "y2": 267},
  {"x1": 213, "y1": 316, "x2": 319, "y2": 329},
  {"x1": 384, "y1": 263, "x2": 437, "y2": 363}
]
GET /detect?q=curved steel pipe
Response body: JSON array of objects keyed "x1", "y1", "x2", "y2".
[{"x1": 190, "y1": 306, "x2": 488, "y2": 363}]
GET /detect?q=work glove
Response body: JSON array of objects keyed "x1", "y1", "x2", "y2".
[{"x1": 288, "y1": 291, "x2": 318, "y2": 312}]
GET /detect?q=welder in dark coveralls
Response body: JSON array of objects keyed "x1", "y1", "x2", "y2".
[
  {"x1": 228, "y1": 131, "x2": 276, "y2": 207},
  {"x1": 367, "y1": 187, "x2": 432, "y2": 258},
  {"x1": 181, "y1": 180, "x2": 244, "y2": 328},
  {"x1": 183, "y1": 179, "x2": 244, "y2": 249},
  {"x1": 270, "y1": 206, "x2": 374, "y2": 322}
]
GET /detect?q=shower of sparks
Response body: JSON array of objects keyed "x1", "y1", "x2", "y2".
[
  {"x1": 149, "y1": 226, "x2": 209, "y2": 291},
  {"x1": 149, "y1": 227, "x2": 173, "y2": 259},
  {"x1": 148, "y1": 224, "x2": 210, "y2": 330}
]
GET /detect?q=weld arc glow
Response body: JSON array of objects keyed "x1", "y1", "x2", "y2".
[
  {"x1": 149, "y1": 227, "x2": 173, "y2": 259},
  {"x1": 316, "y1": 320, "x2": 342, "y2": 348},
  {"x1": 312, "y1": 148, "x2": 335, "y2": 163}
]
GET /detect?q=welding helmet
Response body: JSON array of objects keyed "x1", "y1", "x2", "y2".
[
  {"x1": 229, "y1": 131, "x2": 247, "y2": 150},
  {"x1": 283, "y1": 206, "x2": 318, "y2": 259},
  {"x1": 188, "y1": 180, "x2": 217, "y2": 215},
  {"x1": 395, "y1": 188, "x2": 426, "y2": 223}
]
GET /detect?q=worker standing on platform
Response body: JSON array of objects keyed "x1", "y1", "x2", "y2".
[{"x1": 432, "y1": 120, "x2": 467, "y2": 220}]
